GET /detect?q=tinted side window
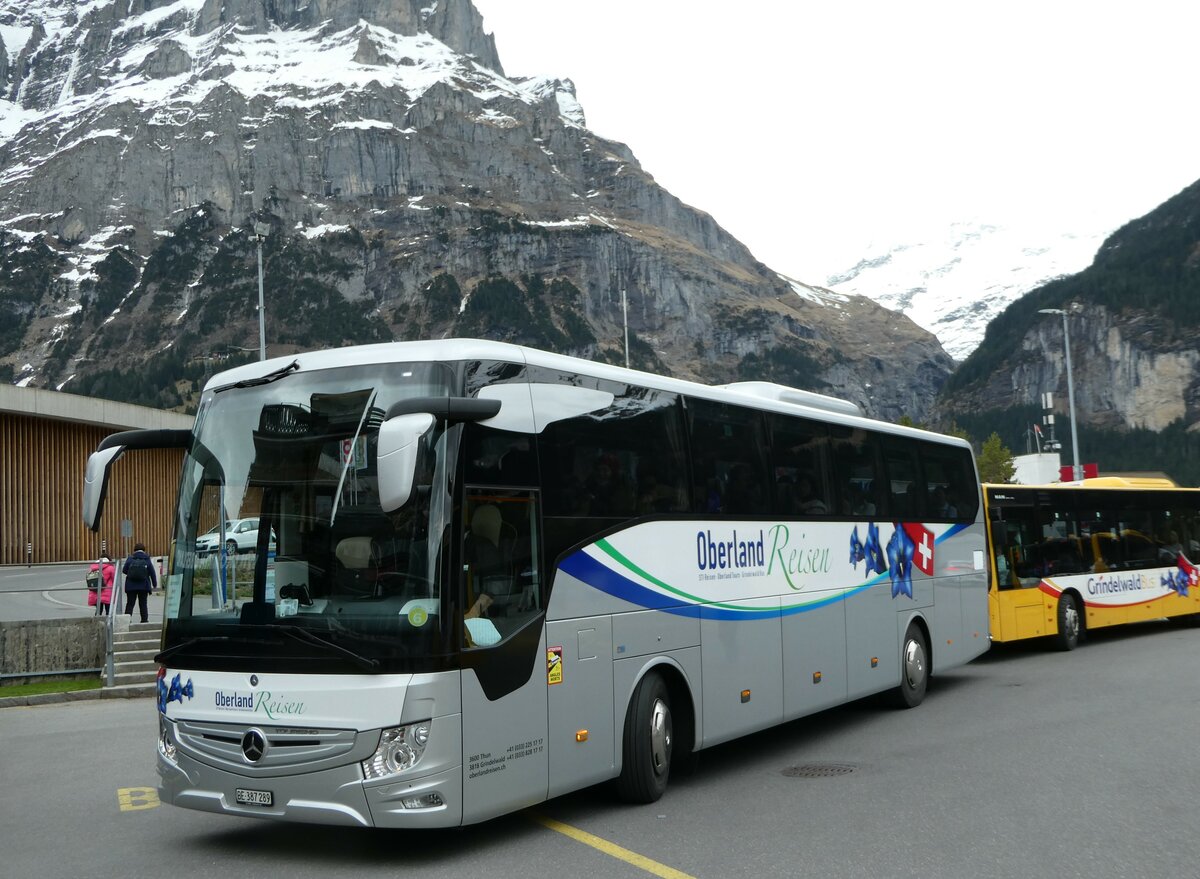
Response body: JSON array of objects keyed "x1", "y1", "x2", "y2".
[
  {"x1": 536, "y1": 376, "x2": 689, "y2": 519},
  {"x1": 920, "y1": 443, "x2": 979, "y2": 522},
  {"x1": 830, "y1": 426, "x2": 885, "y2": 518},
  {"x1": 687, "y1": 399, "x2": 769, "y2": 516},
  {"x1": 883, "y1": 440, "x2": 924, "y2": 520},
  {"x1": 767, "y1": 414, "x2": 831, "y2": 517},
  {"x1": 462, "y1": 361, "x2": 536, "y2": 486}
]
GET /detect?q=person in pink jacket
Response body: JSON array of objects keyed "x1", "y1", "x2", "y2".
[{"x1": 88, "y1": 556, "x2": 116, "y2": 615}]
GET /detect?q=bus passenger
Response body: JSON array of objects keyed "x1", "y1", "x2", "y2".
[
  {"x1": 587, "y1": 454, "x2": 635, "y2": 516},
  {"x1": 724, "y1": 463, "x2": 761, "y2": 515},
  {"x1": 796, "y1": 474, "x2": 828, "y2": 515}
]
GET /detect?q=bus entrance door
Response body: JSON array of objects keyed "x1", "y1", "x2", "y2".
[{"x1": 459, "y1": 489, "x2": 549, "y2": 823}]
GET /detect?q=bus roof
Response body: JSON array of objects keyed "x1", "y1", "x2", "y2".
[{"x1": 205, "y1": 338, "x2": 968, "y2": 449}]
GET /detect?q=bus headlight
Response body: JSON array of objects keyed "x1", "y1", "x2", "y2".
[
  {"x1": 361, "y1": 722, "x2": 431, "y2": 780},
  {"x1": 158, "y1": 716, "x2": 178, "y2": 763}
]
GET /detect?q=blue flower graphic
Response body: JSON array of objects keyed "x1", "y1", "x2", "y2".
[
  {"x1": 1163, "y1": 568, "x2": 1190, "y2": 597},
  {"x1": 850, "y1": 526, "x2": 865, "y2": 569},
  {"x1": 886, "y1": 525, "x2": 915, "y2": 599},
  {"x1": 864, "y1": 521, "x2": 888, "y2": 576}
]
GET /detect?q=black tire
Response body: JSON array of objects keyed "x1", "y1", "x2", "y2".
[
  {"x1": 616, "y1": 672, "x2": 673, "y2": 803},
  {"x1": 894, "y1": 623, "x2": 929, "y2": 709},
  {"x1": 225, "y1": 539, "x2": 238, "y2": 556},
  {"x1": 1055, "y1": 593, "x2": 1081, "y2": 651}
]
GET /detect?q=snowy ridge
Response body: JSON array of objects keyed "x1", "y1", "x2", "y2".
[
  {"x1": 0, "y1": 1, "x2": 579, "y2": 177},
  {"x1": 825, "y1": 220, "x2": 1111, "y2": 360}
]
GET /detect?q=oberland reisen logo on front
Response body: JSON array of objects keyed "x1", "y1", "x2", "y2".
[{"x1": 242, "y1": 728, "x2": 267, "y2": 763}]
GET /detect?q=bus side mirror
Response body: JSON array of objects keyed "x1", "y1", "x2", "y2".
[
  {"x1": 82, "y1": 446, "x2": 125, "y2": 532},
  {"x1": 81, "y1": 428, "x2": 192, "y2": 532},
  {"x1": 377, "y1": 413, "x2": 436, "y2": 512}
]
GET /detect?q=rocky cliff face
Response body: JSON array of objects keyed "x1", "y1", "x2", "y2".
[
  {"x1": 936, "y1": 178, "x2": 1200, "y2": 438},
  {"x1": 0, "y1": 0, "x2": 952, "y2": 422}
]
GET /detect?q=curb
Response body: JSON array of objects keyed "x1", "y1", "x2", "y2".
[{"x1": 0, "y1": 687, "x2": 153, "y2": 709}]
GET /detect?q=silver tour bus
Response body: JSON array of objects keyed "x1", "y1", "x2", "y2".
[{"x1": 82, "y1": 339, "x2": 988, "y2": 828}]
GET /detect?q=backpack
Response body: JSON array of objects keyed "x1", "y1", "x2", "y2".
[
  {"x1": 85, "y1": 569, "x2": 100, "y2": 591},
  {"x1": 127, "y1": 556, "x2": 151, "y2": 580}
]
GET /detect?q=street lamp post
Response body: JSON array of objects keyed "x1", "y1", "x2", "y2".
[
  {"x1": 253, "y1": 222, "x2": 271, "y2": 361},
  {"x1": 1038, "y1": 305, "x2": 1083, "y2": 481}
]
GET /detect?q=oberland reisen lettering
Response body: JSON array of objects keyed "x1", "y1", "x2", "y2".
[{"x1": 696, "y1": 529, "x2": 765, "y2": 570}]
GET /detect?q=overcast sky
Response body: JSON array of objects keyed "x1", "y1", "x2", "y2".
[{"x1": 472, "y1": 0, "x2": 1200, "y2": 284}]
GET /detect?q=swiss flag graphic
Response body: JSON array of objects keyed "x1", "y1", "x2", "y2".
[
  {"x1": 902, "y1": 523, "x2": 936, "y2": 576},
  {"x1": 1179, "y1": 554, "x2": 1200, "y2": 589}
]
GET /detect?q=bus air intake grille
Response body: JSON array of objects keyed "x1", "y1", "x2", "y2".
[
  {"x1": 174, "y1": 719, "x2": 360, "y2": 773},
  {"x1": 780, "y1": 762, "x2": 857, "y2": 778}
]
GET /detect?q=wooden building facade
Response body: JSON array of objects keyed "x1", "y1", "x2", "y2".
[{"x1": 0, "y1": 386, "x2": 192, "y2": 565}]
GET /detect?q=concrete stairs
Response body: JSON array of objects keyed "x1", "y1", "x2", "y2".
[{"x1": 101, "y1": 620, "x2": 161, "y2": 699}]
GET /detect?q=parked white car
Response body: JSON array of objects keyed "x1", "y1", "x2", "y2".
[{"x1": 195, "y1": 518, "x2": 276, "y2": 556}]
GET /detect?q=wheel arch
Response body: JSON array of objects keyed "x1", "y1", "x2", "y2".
[
  {"x1": 616, "y1": 656, "x2": 699, "y2": 772},
  {"x1": 900, "y1": 611, "x2": 933, "y2": 676},
  {"x1": 1061, "y1": 587, "x2": 1087, "y2": 635}
]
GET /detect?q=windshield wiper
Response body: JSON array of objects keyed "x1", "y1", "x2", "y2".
[
  {"x1": 156, "y1": 635, "x2": 232, "y2": 664},
  {"x1": 260, "y1": 623, "x2": 380, "y2": 671},
  {"x1": 214, "y1": 359, "x2": 300, "y2": 393}
]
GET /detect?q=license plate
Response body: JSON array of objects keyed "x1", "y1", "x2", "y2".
[{"x1": 235, "y1": 788, "x2": 273, "y2": 807}]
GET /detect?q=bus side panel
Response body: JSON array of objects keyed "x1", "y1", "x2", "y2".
[
  {"x1": 459, "y1": 630, "x2": 549, "y2": 826},
  {"x1": 957, "y1": 572, "x2": 990, "y2": 663},
  {"x1": 782, "y1": 593, "x2": 847, "y2": 719},
  {"x1": 926, "y1": 578, "x2": 961, "y2": 666},
  {"x1": 845, "y1": 584, "x2": 900, "y2": 698},
  {"x1": 546, "y1": 615, "x2": 615, "y2": 798},
  {"x1": 699, "y1": 598, "x2": 783, "y2": 748},
  {"x1": 611, "y1": 607, "x2": 701, "y2": 658}
]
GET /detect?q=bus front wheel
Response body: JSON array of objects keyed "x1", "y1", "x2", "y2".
[
  {"x1": 894, "y1": 623, "x2": 929, "y2": 709},
  {"x1": 1056, "y1": 593, "x2": 1081, "y2": 651},
  {"x1": 617, "y1": 671, "x2": 673, "y2": 803}
]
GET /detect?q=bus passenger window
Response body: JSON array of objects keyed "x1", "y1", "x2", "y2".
[{"x1": 687, "y1": 399, "x2": 769, "y2": 517}]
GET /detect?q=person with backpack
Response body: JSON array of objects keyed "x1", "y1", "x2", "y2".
[
  {"x1": 87, "y1": 555, "x2": 116, "y2": 615},
  {"x1": 122, "y1": 543, "x2": 157, "y2": 623}
]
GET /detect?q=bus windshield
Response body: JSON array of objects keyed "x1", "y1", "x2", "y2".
[{"x1": 165, "y1": 361, "x2": 458, "y2": 674}]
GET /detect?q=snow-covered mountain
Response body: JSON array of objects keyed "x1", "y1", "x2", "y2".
[
  {"x1": 825, "y1": 220, "x2": 1111, "y2": 361},
  {"x1": 0, "y1": 0, "x2": 955, "y2": 421}
]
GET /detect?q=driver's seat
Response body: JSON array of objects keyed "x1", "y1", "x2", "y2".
[{"x1": 335, "y1": 537, "x2": 379, "y2": 596}]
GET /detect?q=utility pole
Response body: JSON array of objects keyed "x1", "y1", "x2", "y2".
[
  {"x1": 621, "y1": 289, "x2": 629, "y2": 368},
  {"x1": 254, "y1": 222, "x2": 271, "y2": 361},
  {"x1": 1039, "y1": 305, "x2": 1083, "y2": 480}
]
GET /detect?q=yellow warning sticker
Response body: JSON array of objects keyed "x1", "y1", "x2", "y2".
[{"x1": 547, "y1": 645, "x2": 563, "y2": 685}]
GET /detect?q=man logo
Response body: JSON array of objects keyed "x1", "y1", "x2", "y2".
[{"x1": 241, "y1": 729, "x2": 267, "y2": 763}]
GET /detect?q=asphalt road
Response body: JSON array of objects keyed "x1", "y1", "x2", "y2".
[
  {"x1": 0, "y1": 563, "x2": 166, "y2": 622},
  {"x1": 2, "y1": 621, "x2": 1198, "y2": 879}
]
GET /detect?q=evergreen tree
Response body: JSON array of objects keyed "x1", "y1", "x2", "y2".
[{"x1": 978, "y1": 432, "x2": 1016, "y2": 484}]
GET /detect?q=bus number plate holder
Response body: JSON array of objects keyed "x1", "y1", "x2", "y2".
[{"x1": 235, "y1": 788, "x2": 273, "y2": 807}]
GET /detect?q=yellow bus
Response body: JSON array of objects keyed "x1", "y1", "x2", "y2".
[{"x1": 985, "y1": 478, "x2": 1200, "y2": 649}]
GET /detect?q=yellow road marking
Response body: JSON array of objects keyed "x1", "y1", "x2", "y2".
[
  {"x1": 531, "y1": 814, "x2": 698, "y2": 879},
  {"x1": 117, "y1": 787, "x2": 160, "y2": 811}
]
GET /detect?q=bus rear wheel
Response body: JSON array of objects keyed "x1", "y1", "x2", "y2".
[
  {"x1": 1056, "y1": 593, "x2": 1081, "y2": 651},
  {"x1": 617, "y1": 671, "x2": 673, "y2": 803},
  {"x1": 894, "y1": 623, "x2": 928, "y2": 709}
]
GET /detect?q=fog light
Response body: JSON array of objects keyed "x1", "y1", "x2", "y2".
[
  {"x1": 361, "y1": 722, "x2": 432, "y2": 780},
  {"x1": 401, "y1": 792, "x2": 444, "y2": 810},
  {"x1": 158, "y1": 716, "x2": 177, "y2": 763}
]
